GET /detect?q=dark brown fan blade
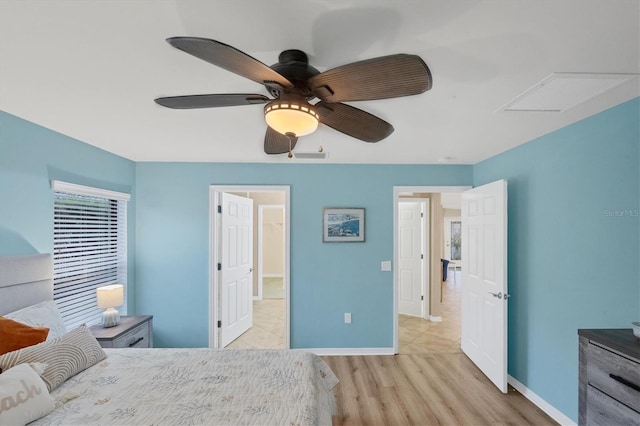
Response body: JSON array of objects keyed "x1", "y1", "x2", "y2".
[
  {"x1": 316, "y1": 101, "x2": 393, "y2": 142},
  {"x1": 264, "y1": 127, "x2": 298, "y2": 154},
  {"x1": 155, "y1": 94, "x2": 269, "y2": 109},
  {"x1": 167, "y1": 37, "x2": 293, "y2": 90},
  {"x1": 308, "y1": 54, "x2": 432, "y2": 102}
]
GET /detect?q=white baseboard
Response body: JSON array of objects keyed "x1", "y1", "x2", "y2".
[
  {"x1": 262, "y1": 274, "x2": 283, "y2": 278},
  {"x1": 429, "y1": 316, "x2": 443, "y2": 322},
  {"x1": 508, "y1": 375, "x2": 575, "y2": 425},
  {"x1": 304, "y1": 348, "x2": 395, "y2": 356}
]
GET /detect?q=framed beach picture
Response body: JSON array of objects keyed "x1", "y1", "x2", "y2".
[{"x1": 322, "y1": 208, "x2": 365, "y2": 242}]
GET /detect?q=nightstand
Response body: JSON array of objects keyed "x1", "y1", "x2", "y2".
[{"x1": 89, "y1": 315, "x2": 153, "y2": 348}]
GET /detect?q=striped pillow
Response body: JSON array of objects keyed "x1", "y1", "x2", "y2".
[{"x1": 0, "y1": 325, "x2": 106, "y2": 391}]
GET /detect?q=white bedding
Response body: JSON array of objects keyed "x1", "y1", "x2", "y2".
[{"x1": 30, "y1": 348, "x2": 338, "y2": 426}]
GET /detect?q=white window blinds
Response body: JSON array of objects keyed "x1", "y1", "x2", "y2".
[{"x1": 51, "y1": 181, "x2": 129, "y2": 330}]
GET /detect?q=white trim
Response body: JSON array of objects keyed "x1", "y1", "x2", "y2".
[
  {"x1": 393, "y1": 186, "x2": 471, "y2": 354},
  {"x1": 305, "y1": 348, "x2": 395, "y2": 356},
  {"x1": 209, "y1": 185, "x2": 290, "y2": 350},
  {"x1": 397, "y1": 186, "x2": 471, "y2": 194},
  {"x1": 262, "y1": 274, "x2": 284, "y2": 278},
  {"x1": 429, "y1": 316, "x2": 443, "y2": 322},
  {"x1": 51, "y1": 180, "x2": 130, "y2": 201},
  {"x1": 508, "y1": 375, "x2": 576, "y2": 426},
  {"x1": 421, "y1": 199, "x2": 430, "y2": 320}
]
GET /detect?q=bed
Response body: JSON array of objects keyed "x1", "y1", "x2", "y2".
[{"x1": 0, "y1": 254, "x2": 338, "y2": 425}]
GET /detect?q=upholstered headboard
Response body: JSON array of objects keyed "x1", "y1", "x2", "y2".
[{"x1": 0, "y1": 253, "x2": 53, "y2": 315}]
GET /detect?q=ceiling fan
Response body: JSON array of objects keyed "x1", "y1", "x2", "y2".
[{"x1": 155, "y1": 37, "x2": 433, "y2": 157}]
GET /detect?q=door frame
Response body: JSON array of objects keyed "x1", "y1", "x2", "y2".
[
  {"x1": 257, "y1": 204, "x2": 285, "y2": 300},
  {"x1": 209, "y1": 185, "x2": 291, "y2": 349},
  {"x1": 393, "y1": 186, "x2": 470, "y2": 354}
]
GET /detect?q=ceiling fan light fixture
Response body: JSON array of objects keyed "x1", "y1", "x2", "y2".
[{"x1": 264, "y1": 100, "x2": 319, "y2": 137}]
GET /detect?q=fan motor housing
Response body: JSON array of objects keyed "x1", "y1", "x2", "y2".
[{"x1": 268, "y1": 49, "x2": 319, "y2": 98}]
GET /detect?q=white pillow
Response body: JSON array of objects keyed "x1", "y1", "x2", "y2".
[
  {"x1": 5, "y1": 301, "x2": 67, "y2": 340},
  {"x1": 0, "y1": 363, "x2": 55, "y2": 425}
]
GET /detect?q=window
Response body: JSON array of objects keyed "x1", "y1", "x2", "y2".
[
  {"x1": 51, "y1": 181, "x2": 129, "y2": 330},
  {"x1": 450, "y1": 220, "x2": 462, "y2": 260}
]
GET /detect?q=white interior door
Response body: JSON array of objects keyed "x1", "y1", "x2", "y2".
[
  {"x1": 219, "y1": 192, "x2": 253, "y2": 347},
  {"x1": 461, "y1": 180, "x2": 508, "y2": 392},
  {"x1": 398, "y1": 201, "x2": 425, "y2": 317}
]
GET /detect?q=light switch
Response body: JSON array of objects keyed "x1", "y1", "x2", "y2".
[{"x1": 381, "y1": 261, "x2": 392, "y2": 271}]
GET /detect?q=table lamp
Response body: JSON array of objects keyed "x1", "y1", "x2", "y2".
[{"x1": 96, "y1": 284, "x2": 124, "y2": 328}]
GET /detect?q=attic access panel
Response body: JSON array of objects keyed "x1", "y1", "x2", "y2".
[{"x1": 497, "y1": 72, "x2": 638, "y2": 112}]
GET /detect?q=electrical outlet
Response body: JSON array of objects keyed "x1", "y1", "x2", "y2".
[{"x1": 344, "y1": 313, "x2": 351, "y2": 324}]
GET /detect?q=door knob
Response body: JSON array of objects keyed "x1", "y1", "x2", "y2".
[{"x1": 488, "y1": 291, "x2": 511, "y2": 300}]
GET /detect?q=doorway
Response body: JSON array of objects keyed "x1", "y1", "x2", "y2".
[
  {"x1": 257, "y1": 205, "x2": 285, "y2": 300},
  {"x1": 209, "y1": 185, "x2": 290, "y2": 350},
  {"x1": 393, "y1": 186, "x2": 469, "y2": 355},
  {"x1": 394, "y1": 182, "x2": 509, "y2": 393}
]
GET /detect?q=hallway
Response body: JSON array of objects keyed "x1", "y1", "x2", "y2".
[{"x1": 399, "y1": 268, "x2": 461, "y2": 354}]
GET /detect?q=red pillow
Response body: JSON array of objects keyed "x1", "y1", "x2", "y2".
[{"x1": 0, "y1": 316, "x2": 49, "y2": 355}]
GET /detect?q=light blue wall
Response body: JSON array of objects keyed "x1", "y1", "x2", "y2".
[
  {"x1": 0, "y1": 111, "x2": 137, "y2": 305},
  {"x1": 135, "y1": 163, "x2": 473, "y2": 348},
  {"x1": 473, "y1": 97, "x2": 640, "y2": 422},
  {"x1": 2, "y1": 97, "x2": 639, "y2": 423}
]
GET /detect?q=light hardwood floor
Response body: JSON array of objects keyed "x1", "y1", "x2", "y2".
[
  {"x1": 229, "y1": 272, "x2": 557, "y2": 425},
  {"x1": 323, "y1": 354, "x2": 556, "y2": 425}
]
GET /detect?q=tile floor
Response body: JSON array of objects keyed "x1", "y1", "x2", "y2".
[
  {"x1": 225, "y1": 298, "x2": 285, "y2": 349},
  {"x1": 399, "y1": 268, "x2": 461, "y2": 354}
]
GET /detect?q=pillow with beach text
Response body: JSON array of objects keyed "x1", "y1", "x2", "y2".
[{"x1": 0, "y1": 363, "x2": 55, "y2": 425}]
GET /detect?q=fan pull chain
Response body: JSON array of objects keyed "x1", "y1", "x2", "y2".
[{"x1": 286, "y1": 132, "x2": 294, "y2": 158}]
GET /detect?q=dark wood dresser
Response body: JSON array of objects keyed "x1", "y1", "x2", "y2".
[{"x1": 578, "y1": 329, "x2": 640, "y2": 425}]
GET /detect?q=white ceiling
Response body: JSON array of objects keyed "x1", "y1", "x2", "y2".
[{"x1": 1, "y1": 0, "x2": 638, "y2": 164}]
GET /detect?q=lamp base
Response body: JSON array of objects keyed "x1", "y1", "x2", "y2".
[{"x1": 102, "y1": 308, "x2": 120, "y2": 328}]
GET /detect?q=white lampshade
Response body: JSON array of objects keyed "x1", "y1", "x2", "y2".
[
  {"x1": 96, "y1": 284, "x2": 124, "y2": 328},
  {"x1": 96, "y1": 284, "x2": 124, "y2": 308}
]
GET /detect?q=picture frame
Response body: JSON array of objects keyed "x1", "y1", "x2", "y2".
[{"x1": 322, "y1": 208, "x2": 365, "y2": 242}]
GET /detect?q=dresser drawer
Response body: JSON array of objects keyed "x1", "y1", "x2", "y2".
[
  {"x1": 112, "y1": 321, "x2": 150, "y2": 348},
  {"x1": 586, "y1": 342, "x2": 640, "y2": 413},
  {"x1": 586, "y1": 385, "x2": 640, "y2": 426}
]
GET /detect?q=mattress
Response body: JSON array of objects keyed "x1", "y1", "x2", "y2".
[{"x1": 30, "y1": 348, "x2": 338, "y2": 425}]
